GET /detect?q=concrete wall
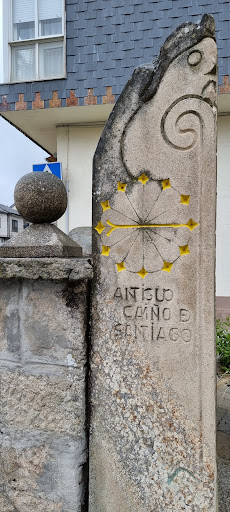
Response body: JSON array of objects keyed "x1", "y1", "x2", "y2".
[
  {"x1": 57, "y1": 124, "x2": 104, "y2": 233},
  {"x1": 0, "y1": 257, "x2": 92, "y2": 512}
]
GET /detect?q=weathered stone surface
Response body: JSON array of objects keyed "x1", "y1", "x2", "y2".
[
  {"x1": 0, "y1": 432, "x2": 86, "y2": 512},
  {"x1": 0, "y1": 265, "x2": 90, "y2": 511},
  {"x1": 21, "y1": 280, "x2": 87, "y2": 365},
  {"x1": 0, "y1": 223, "x2": 83, "y2": 258},
  {"x1": 0, "y1": 257, "x2": 92, "y2": 281},
  {"x1": 0, "y1": 281, "x2": 21, "y2": 361},
  {"x1": 218, "y1": 458, "x2": 230, "y2": 512},
  {"x1": 0, "y1": 369, "x2": 85, "y2": 434},
  {"x1": 90, "y1": 14, "x2": 217, "y2": 512},
  {"x1": 14, "y1": 171, "x2": 67, "y2": 223},
  {"x1": 69, "y1": 226, "x2": 92, "y2": 256},
  {"x1": 217, "y1": 375, "x2": 230, "y2": 512}
]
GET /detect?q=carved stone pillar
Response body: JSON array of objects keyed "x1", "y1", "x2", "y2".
[{"x1": 90, "y1": 14, "x2": 217, "y2": 512}]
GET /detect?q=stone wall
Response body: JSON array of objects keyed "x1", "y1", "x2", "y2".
[{"x1": 0, "y1": 258, "x2": 92, "y2": 512}]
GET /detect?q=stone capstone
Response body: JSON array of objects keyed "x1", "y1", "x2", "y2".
[
  {"x1": 14, "y1": 171, "x2": 67, "y2": 224},
  {"x1": 0, "y1": 223, "x2": 83, "y2": 258}
]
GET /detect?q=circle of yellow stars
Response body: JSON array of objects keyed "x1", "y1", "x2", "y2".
[{"x1": 95, "y1": 173, "x2": 199, "y2": 278}]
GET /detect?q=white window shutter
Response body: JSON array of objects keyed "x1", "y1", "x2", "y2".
[
  {"x1": 12, "y1": 0, "x2": 35, "y2": 24},
  {"x1": 38, "y1": 0, "x2": 62, "y2": 21},
  {"x1": 12, "y1": 45, "x2": 35, "y2": 81},
  {"x1": 39, "y1": 41, "x2": 63, "y2": 78}
]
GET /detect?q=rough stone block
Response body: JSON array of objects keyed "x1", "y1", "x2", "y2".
[
  {"x1": 0, "y1": 369, "x2": 85, "y2": 435},
  {"x1": 91, "y1": 14, "x2": 217, "y2": 512},
  {"x1": 21, "y1": 280, "x2": 87, "y2": 366},
  {"x1": 0, "y1": 431, "x2": 86, "y2": 512},
  {"x1": 0, "y1": 281, "x2": 20, "y2": 361}
]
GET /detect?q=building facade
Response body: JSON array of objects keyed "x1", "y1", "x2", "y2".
[
  {"x1": 0, "y1": 0, "x2": 230, "y2": 307},
  {"x1": 0, "y1": 204, "x2": 25, "y2": 245}
]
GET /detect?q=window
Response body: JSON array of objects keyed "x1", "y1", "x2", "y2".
[
  {"x1": 12, "y1": 219, "x2": 18, "y2": 232},
  {"x1": 10, "y1": 0, "x2": 64, "y2": 82}
]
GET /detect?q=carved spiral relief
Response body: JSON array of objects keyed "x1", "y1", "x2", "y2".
[{"x1": 160, "y1": 95, "x2": 206, "y2": 151}]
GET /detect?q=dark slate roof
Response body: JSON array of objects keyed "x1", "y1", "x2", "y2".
[
  {"x1": 0, "y1": 204, "x2": 20, "y2": 216},
  {"x1": 0, "y1": 0, "x2": 229, "y2": 110}
]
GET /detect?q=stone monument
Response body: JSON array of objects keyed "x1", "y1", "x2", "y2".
[{"x1": 90, "y1": 14, "x2": 217, "y2": 511}]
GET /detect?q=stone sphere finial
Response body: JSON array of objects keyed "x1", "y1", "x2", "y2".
[{"x1": 14, "y1": 171, "x2": 68, "y2": 224}]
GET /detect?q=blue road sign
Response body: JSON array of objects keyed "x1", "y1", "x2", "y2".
[{"x1": 33, "y1": 162, "x2": 62, "y2": 180}]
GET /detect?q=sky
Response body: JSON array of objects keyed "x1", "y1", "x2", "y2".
[{"x1": 0, "y1": 116, "x2": 48, "y2": 206}]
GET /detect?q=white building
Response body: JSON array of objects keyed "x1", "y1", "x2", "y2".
[{"x1": 0, "y1": 204, "x2": 25, "y2": 245}]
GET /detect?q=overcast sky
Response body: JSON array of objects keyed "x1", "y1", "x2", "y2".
[{"x1": 0, "y1": 116, "x2": 48, "y2": 206}]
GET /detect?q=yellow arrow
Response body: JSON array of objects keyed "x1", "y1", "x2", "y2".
[{"x1": 106, "y1": 219, "x2": 199, "y2": 236}]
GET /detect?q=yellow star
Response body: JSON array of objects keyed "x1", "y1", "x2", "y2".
[
  {"x1": 179, "y1": 244, "x2": 190, "y2": 256},
  {"x1": 162, "y1": 261, "x2": 173, "y2": 273},
  {"x1": 181, "y1": 194, "x2": 190, "y2": 205},
  {"x1": 101, "y1": 245, "x2": 110, "y2": 256},
  {"x1": 138, "y1": 173, "x2": 149, "y2": 185},
  {"x1": 186, "y1": 219, "x2": 199, "y2": 231},
  {"x1": 95, "y1": 221, "x2": 105, "y2": 234},
  {"x1": 137, "y1": 267, "x2": 148, "y2": 278},
  {"x1": 101, "y1": 200, "x2": 110, "y2": 211},
  {"x1": 162, "y1": 179, "x2": 171, "y2": 190},
  {"x1": 117, "y1": 262, "x2": 126, "y2": 272},
  {"x1": 118, "y1": 182, "x2": 127, "y2": 192}
]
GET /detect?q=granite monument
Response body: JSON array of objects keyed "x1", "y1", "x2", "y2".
[{"x1": 90, "y1": 14, "x2": 217, "y2": 512}]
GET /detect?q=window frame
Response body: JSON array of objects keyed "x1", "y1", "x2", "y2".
[
  {"x1": 8, "y1": 0, "x2": 66, "y2": 83},
  {"x1": 11, "y1": 218, "x2": 18, "y2": 233}
]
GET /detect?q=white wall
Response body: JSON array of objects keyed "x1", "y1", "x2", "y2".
[
  {"x1": 57, "y1": 124, "x2": 104, "y2": 233},
  {"x1": 216, "y1": 115, "x2": 230, "y2": 296},
  {"x1": 0, "y1": 213, "x2": 8, "y2": 237}
]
